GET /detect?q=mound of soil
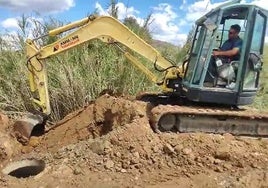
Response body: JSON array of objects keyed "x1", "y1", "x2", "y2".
[
  {"x1": 1, "y1": 95, "x2": 268, "y2": 188},
  {"x1": 0, "y1": 113, "x2": 21, "y2": 165}
]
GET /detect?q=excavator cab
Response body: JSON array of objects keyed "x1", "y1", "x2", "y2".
[{"x1": 183, "y1": 3, "x2": 267, "y2": 106}]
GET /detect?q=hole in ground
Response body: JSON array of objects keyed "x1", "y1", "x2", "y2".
[
  {"x1": 2, "y1": 159, "x2": 45, "y2": 178},
  {"x1": 31, "y1": 123, "x2": 45, "y2": 137}
]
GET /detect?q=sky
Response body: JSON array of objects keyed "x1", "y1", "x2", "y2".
[{"x1": 0, "y1": 0, "x2": 267, "y2": 46}]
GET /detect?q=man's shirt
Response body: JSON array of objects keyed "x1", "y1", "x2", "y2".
[{"x1": 220, "y1": 37, "x2": 243, "y2": 60}]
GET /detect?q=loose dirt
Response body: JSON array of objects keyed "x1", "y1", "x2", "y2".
[{"x1": 1, "y1": 94, "x2": 268, "y2": 188}]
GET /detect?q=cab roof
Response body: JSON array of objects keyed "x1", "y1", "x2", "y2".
[{"x1": 195, "y1": 0, "x2": 268, "y2": 24}]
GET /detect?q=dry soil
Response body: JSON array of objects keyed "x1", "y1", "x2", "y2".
[{"x1": 1, "y1": 94, "x2": 268, "y2": 188}]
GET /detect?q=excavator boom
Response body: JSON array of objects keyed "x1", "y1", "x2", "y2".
[
  {"x1": 15, "y1": 15, "x2": 183, "y2": 143},
  {"x1": 26, "y1": 15, "x2": 182, "y2": 115}
]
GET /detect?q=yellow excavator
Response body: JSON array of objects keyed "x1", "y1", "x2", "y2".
[{"x1": 14, "y1": 0, "x2": 268, "y2": 144}]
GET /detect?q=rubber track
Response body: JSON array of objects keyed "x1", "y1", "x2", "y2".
[{"x1": 150, "y1": 105, "x2": 268, "y2": 136}]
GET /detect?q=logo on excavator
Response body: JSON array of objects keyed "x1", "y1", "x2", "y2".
[
  {"x1": 53, "y1": 44, "x2": 59, "y2": 52},
  {"x1": 53, "y1": 35, "x2": 80, "y2": 52},
  {"x1": 60, "y1": 35, "x2": 80, "y2": 49}
]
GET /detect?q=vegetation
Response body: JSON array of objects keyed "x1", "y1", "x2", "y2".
[{"x1": 252, "y1": 45, "x2": 268, "y2": 110}]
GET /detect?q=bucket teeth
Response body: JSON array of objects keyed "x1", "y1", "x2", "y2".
[{"x1": 13, "y1": 114, "x2": 44, "y2": 145}]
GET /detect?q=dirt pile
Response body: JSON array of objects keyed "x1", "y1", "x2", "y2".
[
  {"x1": 0, "y1": 113, "x2": 21, "y2": 162},
  {"x1": 37, "y1": 94, "x2": 149, "y2": 152},
  {"x1": 1, "y1": 95, "x2": 268, "y2": 188}
]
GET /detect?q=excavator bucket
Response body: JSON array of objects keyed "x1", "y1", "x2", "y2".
[{"x1": 13, "y1": 114, "x2": 45, "y2": 145}]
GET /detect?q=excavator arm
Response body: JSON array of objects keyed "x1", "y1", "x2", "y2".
[
  {"x1": 26, "y1": 15, "x2": 183, "y2": 115},
  {"x1": 13, "y1": 15, "x2": 184, "y2": 144}
]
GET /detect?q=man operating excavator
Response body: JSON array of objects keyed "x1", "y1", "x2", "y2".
[
  {"x1": 213, "y1": 24, "x2": 243, "y2": 61},
  {"x1": 207, "y1": 24, "x2": 243, "y2": 88}
]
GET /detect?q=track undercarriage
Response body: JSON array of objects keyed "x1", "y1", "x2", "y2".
[
  {"x1": 150, "y1": 104, "x2": 268, "y2": 136},
  {"x1": 138, "y1": 93, "x2": 268, "y2": 137}
]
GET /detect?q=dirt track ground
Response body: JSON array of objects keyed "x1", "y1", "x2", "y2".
[{"x1": 1, "y1": 94, "x2": 268, "y2": 188}]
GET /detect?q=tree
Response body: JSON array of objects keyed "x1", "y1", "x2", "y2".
[
  {"x1": 176, "y1": 26, "x2": 195, "y2": 62},
  {"x1": 108, "y1": 0, "x2": 118, "y2": 19},
  {"x1": 123, "y1": 15, "x2": 152, "y2": 42}
]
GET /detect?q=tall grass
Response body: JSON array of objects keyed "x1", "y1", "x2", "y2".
[
  {"x1": 252, "y1": 45, "x2": 268, "y2": 111},
  {"x1": 0, "y1": 50, "x2": 32, "y2": 113},
  {"x1": 46, "y1": 41, "x2": 159, "y2": 120}
]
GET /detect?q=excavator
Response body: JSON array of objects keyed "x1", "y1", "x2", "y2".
[{"x1": 13, "y1": 0, "x2": 268, "y2": 144}]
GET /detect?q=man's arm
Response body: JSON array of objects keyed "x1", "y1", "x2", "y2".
[{"x1": 212, "y1": 47, "x2": 239, "y2": 57}]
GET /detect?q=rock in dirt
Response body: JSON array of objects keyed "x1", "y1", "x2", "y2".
[
  {"x1": 105, "y1": 160, "x2": 114, "y2": 169},
  {"x1": 215, "y1": 166, "x2": 224, "y2": 172},
  {"x1": 28, "y1": 136, "x2": 40, "y2": 148},
  {"x1": 214, "y1": 148, "x2": 231, "y2": 161},
  {"x1": 89, "y1": 140, "x2": 110, "y2": 155},
  {"x1": 214, "y1": 159, "x2": 222, "y2": 165},
  {"x1": 73, "y1": 167, "x2": 83, "y2": 175},
  {"x1": 163, "y1": 143, "x2": 175, "y2": 154},
  {"x1": 0, "y1": 113, "x2": 9, "y2": 131},
  {"x1": 223, "y1": 163, "x2": 232, "y2": 170},
  {"x1": 174, "y1": 144, "x2": 183, "y2": 153},
  {"x1": 182, "y1": 147, "x2": 193, "y2": 155}
]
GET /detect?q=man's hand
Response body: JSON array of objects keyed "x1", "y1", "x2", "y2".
[{"x1": 212, "y1": 51, "x2": 220, "y2": 56}]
